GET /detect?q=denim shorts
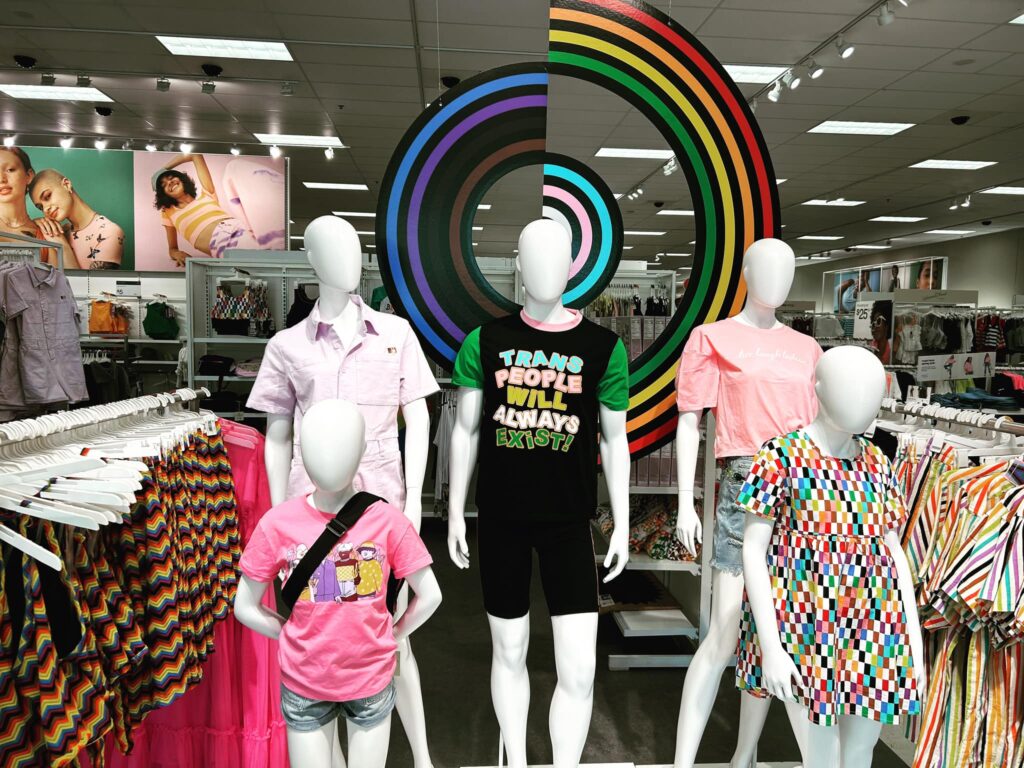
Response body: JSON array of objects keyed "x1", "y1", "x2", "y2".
[
  {"x1": 710, "y1": 456, "x2": 754, "y2": 576},
  {"x1": 280, "y1": 679, "x2": 396, "y2": 732}
]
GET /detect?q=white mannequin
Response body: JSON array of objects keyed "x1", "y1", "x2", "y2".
[
  {"x1": 235, "y1": 399, "x2": 443, "y2": 768},
  {"x1": 264, "y1": 216, "x2": 436, "y2": 768},
  {"x1": 743, "y1": 347, "x2": 925, "y2": 768},
  {"x1": 673, "y1": 238, "x2": 807, "y2": 768},
  {"x1": 447, "y1": 218, "x2": 630, "y2": 768}
]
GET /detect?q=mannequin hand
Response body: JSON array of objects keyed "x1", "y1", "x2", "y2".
[
  {"x1": 603, "y1": 528, "x2": 629, "y2": 583},
  {"x1": 675, "y1": 492, "x2": 702, "y2": 557},
  {"x1": 447, "y1": 514, "x2": 470, "y2": 569},
  {"x1": 762, "y1": 645, "x2": 803, "y2": 702}
]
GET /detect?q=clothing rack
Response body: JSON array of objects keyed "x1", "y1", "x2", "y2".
[
  {"x1": 0, "y1": 230, "x2": 66, "y2": 271},
  {"x1": 879, "y1": 398, "x2": 1024, "y2": 437}
]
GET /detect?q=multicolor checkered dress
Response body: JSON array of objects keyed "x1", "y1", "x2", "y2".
[{"x1": 734, "y1": 430, "x2": 921, "y2": 726}]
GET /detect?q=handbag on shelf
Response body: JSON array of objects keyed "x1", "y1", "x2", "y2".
[
  {"x1": 143, "y1": 297, "x2": 180, "y2": 340},
  {"x1": 197, "y1": 354, "x2": 235, "y2": 377},
  {"x1": 210, "y1": 278, "x2": 274, "y2": 338}
]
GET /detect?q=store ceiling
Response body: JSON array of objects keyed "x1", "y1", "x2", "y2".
[{"x1": 1, "y1": 0, "x2": 1024, "y2": 273}]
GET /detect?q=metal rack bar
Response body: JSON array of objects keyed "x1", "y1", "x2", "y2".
[{"x1": 880, "y1": 398, "x2": 1024, "y2": 436}]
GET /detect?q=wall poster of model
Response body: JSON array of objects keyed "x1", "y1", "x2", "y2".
[
  {"x1": 826, "y1": 257, "x2": 946, "y2": 312},
  {"x1": 0, "y1": 143, "x2": 286, "y2": 271}
]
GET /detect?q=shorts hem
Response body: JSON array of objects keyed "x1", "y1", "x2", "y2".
[{"x1": 709, "y1": 557, "x2": 743, "y2": 577}]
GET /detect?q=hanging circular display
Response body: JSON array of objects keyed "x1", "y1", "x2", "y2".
[{"x1": 377, "y1": 0, "x2": 779, "y2": 456}]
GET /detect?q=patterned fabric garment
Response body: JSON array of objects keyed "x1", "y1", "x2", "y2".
[{"x1": 734, "y1": 430, "x2": 921, "y2": 726}]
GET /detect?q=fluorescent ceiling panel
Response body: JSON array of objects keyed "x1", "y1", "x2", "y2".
[
  {"x1": 595, "y1": 148, "x2": 674, "y2": 160},
  {"x1": 802, "y1": 199, "x2": 866, "y2": 207},
  {"x1": 355, "y1": 230, "x2": 374, "y2": 236},
  {"x1": 255, "y1": 133, "x2": 344, "y2": 148},
  {"x1": 981, "y1": 186, "x2": 1024, "y2": 195},
  {"x1": 477, "y1": 204, "x2": 492, "y2": 210},
  {"x1": 332, "y1": 211, "x2": 374, "y2": 218},
  {"x1": 624, "y1": 230, "x2": 666, "y2": 236},
  {"x1": 656, "y1": 209, "x2": 694, "y2": 216},
  {"x1": 871, "y1": 215, "x2": 926, "y2": 222},
  {"x1": 797, "y1": 235, "x2": 844, "y2": 241},
  {"x1": 0, "y1": 84, "x2": 112, "y2": 102},
  {"x1": 776, "y1": 179, "x2": 787, "y2": 184},
  {"x1": 303, "y1": 182, "x2": 369, "y2": 190},
  {"x1": 1010, "y1": 12, "x2": 1024, "y2": 23},
  {"x1": 926, "y1": 229, "x2": 974, "y2": 235},
  {"x1": 723, "y1": 64, "x2": 789, "y2": 83},
  {"x1": 156, "y1": 35, "x2": 292, "y2": 60},
  {"x1": 910, "y1": 159, "x2": 996, "y2": 170},
  {"x1": 850, "y1": 244, "x2": 889, "y2": 250},
  {"x1": 808, "y1": 120, "x2": 914, "y2": 136}
]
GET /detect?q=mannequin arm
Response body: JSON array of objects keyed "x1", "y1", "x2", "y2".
[
  {"x1": 742, "y1": 512, "x2": 802, "y2": 701},
  {"x1": 234, "y1": 575, "x2": 285, "y2": 640},
  {"x1": 265, "y1": 413, "x2": 294, "y2": 506},
  {"x1": 599, "y1": 404, "x2": 630, "y2": 582},
  {"x1": 675, "y1": 410, "x2": 702, "y2": 556},
  {"x1": 393, "y1": 566, "x2": 443, "y2": 642},
  {"x1": 885, "y1": 529, "x2": 926, "y2": 695},
  {"x1": 399, "y1": 398, "x2": 430, "y2": 532},
  {"x1": 447, "y1": 387, "x2": 482, "y2": 569}
]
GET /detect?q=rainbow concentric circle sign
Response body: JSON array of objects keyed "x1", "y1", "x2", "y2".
[{"x1": 376, "y1": 0, "x2": 779, "y2": 457}]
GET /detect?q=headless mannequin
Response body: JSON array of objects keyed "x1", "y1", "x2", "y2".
[
  {"x1": 673, "y1": 238, "x2": 808, "y2": 768},
  {"x1": 743, "y1": 347, "x2": 925, "y2": 768},
  {"x1": 235, "y1": 399, "x2": 443, "y2": 768},
  {"x1": 447, "y1": 219, "x2": 631, "y2": 768},
  {"x1": 264, "y1": 216, "x2": 436, "y2": 768}
]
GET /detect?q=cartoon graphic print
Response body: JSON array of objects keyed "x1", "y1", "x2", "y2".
[
  {"x1": 279, "y1": 540, "x2": 386, "y2": 603},
  {"x1": 356, "y1": 542, "x2": 385, "y2": 599}
]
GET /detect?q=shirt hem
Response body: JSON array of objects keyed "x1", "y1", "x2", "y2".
[
  {"x1": 392, "y1": 555, "x2": 434, "y2": 580},
  {"x1": 281, "y1": 664, "x2": 396, "y2": 704},
  {"x1": 451, "y1": 375, "x2": 483, "y2": 389}
]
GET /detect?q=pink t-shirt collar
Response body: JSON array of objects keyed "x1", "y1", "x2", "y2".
[
  {"x1": 306, "y1": 294, "x2": 379, "y2": 342},
  {"x1": 519, "y1": 307, "x2": 583, "y2": 332}
]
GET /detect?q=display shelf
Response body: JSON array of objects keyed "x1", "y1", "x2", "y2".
[
  {"x1": 594, "y1": 551, "x2": 699, "y2": 574},
  {"x1": 611, "y1": 608, "x2": 696, "y2": 639},
  {"x1": 194, "y1": 375, "x2": 257, "y2": 383},
  {"x1": 628, "y1": 485, "x2": 677, "y2": 495},
  {"x1": 135, "y1": 360, "x2": 178, "y2": 366},
  {"x1": 213, "y1": 411, "x2": 268, "y2": 419},
  {"x1": 193, "y1": 337, "x2": 270, "y2": 345},
  {"x1": 127, "y1": 338, "x2": 184, "y2": 345}
]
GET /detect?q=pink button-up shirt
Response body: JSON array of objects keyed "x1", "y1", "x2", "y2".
[{"x1": 247, "y1": 296, "x2": 439, "y2": 504}]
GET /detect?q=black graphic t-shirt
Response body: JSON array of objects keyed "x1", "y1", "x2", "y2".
[{"x1": 452, "y1": 310, "x2": 629, "y2": 522}]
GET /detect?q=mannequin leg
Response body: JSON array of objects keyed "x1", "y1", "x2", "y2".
[
  {"x1": 286, "y1": 720, "x2": 338, "y2": 768},
  {"x1": 346, "y1": 712, "x2": 393, "y2": 768},
  {"x1": 549, "y1": 612, "x2": 599, "y2": 767},
  {"x1": 730, "y1": 692, "x2": 772, "y2": 767},
  {"x1": 673, "y1": 568, "x2": 760, "y2": 768},
  {"x1": 837, "y1": 716, "x2": 881, "y2": 768},
  {"x1": 392, "y1": 584, "x2": 434, "y2": 767},
  {"x1": 803, "y1": 718, "x2": 840, "y2": 768},
  {"x1": 487, "y1": 613, "x2": 531, "y2": 768}
]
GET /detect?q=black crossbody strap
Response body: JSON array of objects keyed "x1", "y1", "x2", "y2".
[{"x1": 280, "y1": 492, "x2": 382, "y2": 611}]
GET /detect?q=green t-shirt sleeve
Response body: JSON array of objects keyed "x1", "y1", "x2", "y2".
[
  {"x1": 597, "y1": 339, "x2": 629, "y2": 411},
  {"x1": 451, "y1": 327, "x2": 484, "y2": 389}
]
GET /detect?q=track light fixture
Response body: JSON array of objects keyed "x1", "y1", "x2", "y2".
[
  {"x1": 897, "y1": 0, "x2": 909, "y2": 6},
  {"x1": 201, "y1": 81, "x2": 216, "y2": 94},
  {"x1": 324, "y1": 146, "x2": 335, "y2": 160},
  {"x1": 767, "y1": 80, "x2": 783, "y2": 103},
  {"x1": 77, "y1": 74, "x2": 91, "y2": 87},
  {"x1": 877, "y1": 3, "x2": 895, "y2": 26},
  {"x1": 121, "y1": 139, "x2": 133, "y2": 150},
  {"x1": 40, "y1": 72, "x2": 55, "y2": 86},
  {"x1": 60, "y1": 136, "x2": 73, "y2": 149},
  {"x1": 179, "y1": 141, "x2": 193, "y2": 153},
  {"x1": 961, "y1": 194, "x2": 971, "y2": 208},
  {"x1": 145, "y1": 142, "x2": 158, "y2": 152},
  {"x1": 749, "y1": 97, "x2": 758, "y2": 113},
  {"x1": 94, "y1": 138, "x2": 107, "y2": 150},
  {"x1": 949, "y1": 199, "x2": 959, "y2": 210},
  {"x1": 783, "y1": 70, "x2": 801, "y2": 90},
  {"x1": 230, "y1": 145, "x2": 241, "y2": 156},
  {"x1": 808, "y1": 59, "x2": 824, "y2": 79},
  {"x1": 836, "y1": 35, "x2": 855, "y2": 59},
  {"x1": 156, "y1": 77, "x2": 170, "y2": 92},
  {"x1": 662, "y1": 156, "x2": 678, "y2": 175},
  {"x1": 269, "y1": 145, "x2": 282, "y2": 158}
]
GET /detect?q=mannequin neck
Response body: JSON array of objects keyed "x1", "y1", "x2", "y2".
[
  {"x1": 309, "y1": 484, "x2": 357, "y2": 515},
  {"x1": 521, "y1": 293, "x2": 574, "y2": 326},
  {"x1": 803, "y1": 414, "x2": 861, "y2": 459},
  {"x1": 735, "y1": 298, "x2": 781, "y2": 330},
  {"x1": 316, "y1": 283, "x2": 360, "y2": 346}
]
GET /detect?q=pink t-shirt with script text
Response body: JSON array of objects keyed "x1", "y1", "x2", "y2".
[
  {"x1": 675, "y1": 318, "x2": 823, "y2": 458},
  {"x1": 239, "y1": 496, "x2": 432, "y2": 702}
]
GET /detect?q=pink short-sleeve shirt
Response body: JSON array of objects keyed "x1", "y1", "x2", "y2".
[
  {"x1": 247, "y1": 296, "x2": 439, "y2": 502},
  {"x1": 675, "y1": 318, "x2": 822, "y2": 458}
]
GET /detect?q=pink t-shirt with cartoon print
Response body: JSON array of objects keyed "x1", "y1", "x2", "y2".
[{"x1": 239, "y1": 496, "x2": 432, "y2": 702}]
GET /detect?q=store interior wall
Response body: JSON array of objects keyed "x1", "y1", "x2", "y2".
[{"x1": 789, "y1": 229, "x2": 1024, "y2": 310}]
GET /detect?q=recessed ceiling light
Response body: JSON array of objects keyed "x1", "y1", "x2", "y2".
[
  {"x1": 254, "y1": 133, "x2": 344, "y2": 148},
  {"x1": 1010, "y1": 13, "x2": 1024, "y2": 24},
  {"x1": 926, "y1": 229, "x2": 974, "y2": 235},
  {"x1": 810, "y1": 120, "x2": 913, "y2": 136},
  {"x1": 332, "y1": 211, "x2": 375, "y2": 218},
  {"x1": 0, "y1": 84, "x2": 113, "y2": 102},
  {"x1": 624, "y1": 230, "x2": 666, "y2": 236},
  {"x1": 656, "y1": 209, "x2": 694, "y2": 216},
  {"x1": 981, "y1": 186, "x2": 1024, "y2": 195},
  {"x1": 850, "y1": 244, "x2": 889, "y2": 250},
  {"x1": 595, "y1": 148, "x2": 674, "y2": 160},
  {"x1": 477, "y1": 204, "x2": 492, "y2": 210},
  {"x1": 722, "y1": 64, "x2": 789, "y2": 84},
  {"x1": 156, "y1": 36, "x2": 292, "y2": 61},
  {"x1": 303, "y1": 182, "x2": 369, "y2": 190},
  {"x1": 870, "y1": 215, "x2": 926, "y2": 222},
  {"x1": 802, "y1": 198, "x2": 866, "y2": 207},
  {"x1": 472, "y1": 226, "x2": 483, "y2": 231},
  {"x1": 797, "y1": 235, "x2": 844, "y2": 241},
  {"x1": 910, "y1": 159, "x2": 996, "y2": 170},
  {"x1": 664, "y1": 252, "x2": 691, "y2": 256}
]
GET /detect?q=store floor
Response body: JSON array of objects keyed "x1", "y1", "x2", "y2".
[{"x1": 380, "y1": 520, "x2": 909, "y2": 767}]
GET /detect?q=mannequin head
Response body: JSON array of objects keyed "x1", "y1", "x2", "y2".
[
  {"x1": 305, "y1": 215, "x2": 362, "y2": 291},
  {"x1": 741, "y1": 238, "x2": 795, "y2": 310},
  {"x1": 516, "y1": 218, "x2": 571, "y2": 303},
  {"x1": 813, "y1": 346, "x2": 885, "y2": 436},
  {"x1": 300, "y1": 399, "x2": 366, "y2": 492}
]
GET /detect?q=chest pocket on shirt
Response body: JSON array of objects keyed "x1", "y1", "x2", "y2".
[{"x1": 356, "y1": 358, "x2": 400, "y2": 405}]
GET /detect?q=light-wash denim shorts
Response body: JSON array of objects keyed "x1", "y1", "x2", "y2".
[
  {"x1": 710, "y1": 456, "x2": 754, "y2": 576},
  {"x1": 280, "y1": 679, "x2": 395, "y2": 731}
]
